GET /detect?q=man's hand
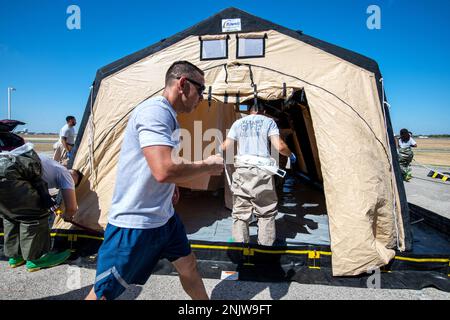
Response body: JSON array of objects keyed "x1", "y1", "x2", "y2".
[
  {"x1": 220, "y1": 138, "x2": 234, "y2": 153},
  {"x1": 172, "y1": 186, "x2": 180, "y2": 205},
  {"x1": 61, "y1": 211, "x2": 75, "y2": 222},
  {"x1": 204, "y1": 154, "x2": 224, "y2": 176}
]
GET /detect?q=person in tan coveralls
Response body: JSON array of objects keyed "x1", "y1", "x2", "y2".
[{"x1": 221, "y1": 104, "x2": 295, "y2": 246}]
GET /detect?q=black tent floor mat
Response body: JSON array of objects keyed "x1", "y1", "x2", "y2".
[
  {"x1": 150, "y1": 259, "x2": 450, "y2": 292},
  {"x1": 176, "y1": 173, "x2": 330, "y2": 246},
  {"x1": 141, "y1": 238, "x2": 450, "y2": 292},
  {"x1": 410, "y1": 223, "x2": 450, "y2": 255},
  {"x1": 180, "y1": 211, "x2": 330, "y2": 246},
  {"x1": 409, "y1": 203, "x2": 450, "y2": 255}
]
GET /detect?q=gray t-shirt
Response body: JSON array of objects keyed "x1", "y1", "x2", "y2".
[
  {"x1": 227, "y1": 114, "x2": 279, "y2": 158},
  {"x1": 108, "y1": 96, "x2": 180, "y2": 229},
  {"x1": 39, "y1": 155, "x2": 75, "y2": 190},
  {"x1": 60, "y1": 124, "x2": 76, "y2": 145}
]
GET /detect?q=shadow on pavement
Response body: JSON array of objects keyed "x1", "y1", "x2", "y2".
[
  {"x1": 210, "y1": 280, "x2": 291, "y2": 300},
  {"x1": 35, "y1": 284, "x2": 143, "y2": 300}
]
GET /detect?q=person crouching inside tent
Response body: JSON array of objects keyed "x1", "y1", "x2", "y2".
[
  {"x1": 0, "y1": 144, "x2": 83, "y2": 272},
  {"x1": 221, "y1": 103, "x2": 296, "y2": 246},
  {"x1": 396, "y1": 128, "x2": 417, "y2": 182}
]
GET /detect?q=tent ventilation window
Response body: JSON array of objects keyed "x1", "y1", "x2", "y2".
[
  {"x1": 200, "y1": 35, "x2": 229, "y2": 61},
  {"x1": 236, "y1": 33, "x2": 266, "y2": 59}
]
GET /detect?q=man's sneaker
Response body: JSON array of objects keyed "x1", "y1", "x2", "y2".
[
  {"x1": 8, "y1": 256, "x2": 25, "y2": 268},
  {"x1": 26, "y1": 250, "x2": 72, "y2": 272}
]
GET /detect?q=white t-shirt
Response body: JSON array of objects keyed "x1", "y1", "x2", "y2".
[
  {"x1": 59, "y1": 124, "x2": 76, "y2": 145},
  {"x1": 108, "y1": 96, "x2": 180, "y2": 229},
  {"x1": 398, "y1": 137, "x2": 417, "y2": 148},
  {"x1": 39, "y1": 155, "x2": 75, "y2": 190},
  {"x1": 227, "y1": 114, "x2": 280, "y2": 158}
]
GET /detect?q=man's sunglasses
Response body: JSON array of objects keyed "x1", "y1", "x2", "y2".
[{"x1": 177, "y1": 77, "x2": 205, "y2": 96}]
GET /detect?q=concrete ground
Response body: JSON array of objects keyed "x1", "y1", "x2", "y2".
[
  {"x1": 0, "y1": 259, "x2": 449, "y2": 300},
  {"x1": 406, "y1": 164, "x2": 450, "y2": 219},
  {"x1": 0, "y1": 163, "x2": 449, "y2": 300}
]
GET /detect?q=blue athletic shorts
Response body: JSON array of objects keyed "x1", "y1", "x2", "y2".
[{"x1": 94, "y1": 213, "x2": 191, "y2": 300}]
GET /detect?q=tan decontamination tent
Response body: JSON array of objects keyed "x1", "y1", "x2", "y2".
[{"x1": 52, "y1": 7, "x2": 415, "y2": 277}]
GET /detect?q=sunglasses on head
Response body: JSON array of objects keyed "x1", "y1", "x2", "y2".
[{"x1": 177, "y1": 76, "x2": 205, "y2": 96}]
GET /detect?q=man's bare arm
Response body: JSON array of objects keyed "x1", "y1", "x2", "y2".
[
  {"x1": 220, "y1": 138, "x2": 235, "y2": 152},
  {"x1": 61, "y1": 189, "x2": 77, "y2": 220},
  {"x1": 142, "y1": 145, "x2": 223, "y2": 184},
  {"x1": 270, "y1": 135, "x2": 292, "y2": 157}
]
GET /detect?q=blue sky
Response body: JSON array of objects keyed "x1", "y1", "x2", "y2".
[{"x1": 0, "y1": 0, "x2": 449, "y2": 134}]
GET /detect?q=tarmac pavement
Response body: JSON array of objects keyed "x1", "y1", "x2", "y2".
[
  {"x1": 0, "y1": 259, "x2": 449, "y2": 300},
  {"x1": 405, "y1": 165, "x2": 450, "y2": 219}
]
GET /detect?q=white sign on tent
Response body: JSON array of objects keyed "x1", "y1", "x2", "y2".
[{"x1": 222, "y1": 18, "x2": 241, "y2": 32}]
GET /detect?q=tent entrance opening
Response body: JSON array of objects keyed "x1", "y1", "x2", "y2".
[{"x1": 176, "y1": 94, "x2": 330, "y2": 246}]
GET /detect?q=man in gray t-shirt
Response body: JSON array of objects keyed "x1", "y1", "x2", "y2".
[
  {"x1": 221, "y1": 104, "x2": 294, "y2": 246},
  {"x1": 86, "y1": 61, "x2": 223, "y2": 301}
]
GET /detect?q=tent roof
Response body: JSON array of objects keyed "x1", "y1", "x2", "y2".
[
  {"x1": 73, "y1": 7, "x2": 387, "y2": 165},
  {"x1": 96, "y1": 7, "x2": 382, "y2": 80}
]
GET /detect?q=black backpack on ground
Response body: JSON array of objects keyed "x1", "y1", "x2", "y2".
[{"x1": 0, "y1": 144, "x2": 55, "y2": 221}]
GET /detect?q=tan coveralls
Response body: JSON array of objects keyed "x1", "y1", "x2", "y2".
[{"x1": 231, "y1": 159, "x2": 278, "y2": 246}]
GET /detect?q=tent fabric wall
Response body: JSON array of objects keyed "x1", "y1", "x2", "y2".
[
  {"x1": 57, "y1": 27, "x2": 405, "y2": 276},
  {"x1": 176, "y1": 100, "x2": 237, "y2": 190},
  {"x1": 299, "y1": 104, "x2": 323, "y2": 182},
  {"x1": 306, "y1": 86, "x2": 401, "y2": 275}
]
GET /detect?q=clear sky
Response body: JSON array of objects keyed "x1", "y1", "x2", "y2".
[{"x1": 0, "y1": 0, "x2": 449, "y2": 134}]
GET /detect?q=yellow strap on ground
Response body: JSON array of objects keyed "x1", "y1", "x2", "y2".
[
  {"x1": 191, "y1": 244, "x2": 332, "y2": 257},
  {"x1": 394, "y1": 256, "x2": 450, "y2": 263}
]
